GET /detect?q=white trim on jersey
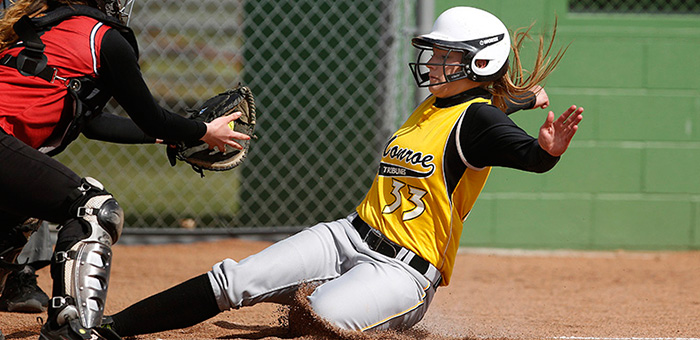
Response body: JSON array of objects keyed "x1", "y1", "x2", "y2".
[
  {"x1": 454, "y1": 108, "x2": 487, "y2": 171},
  {"x1": 89, "y1": 22, "x2": 104, "y2": 76}
]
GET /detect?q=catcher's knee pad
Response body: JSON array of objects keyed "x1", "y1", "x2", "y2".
[
  {"x1": 50, "y1": 177, "x2": 123, "y2": 329},
  {"x1": 69, "y1": 177, "x2": 124, "y2": 245}
]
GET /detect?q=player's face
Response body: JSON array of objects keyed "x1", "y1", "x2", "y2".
[{"x1": 426, "y1": 48, "x2": 473, "y2": 98}]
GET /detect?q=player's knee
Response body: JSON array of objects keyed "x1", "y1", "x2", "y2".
[
  {"x1": 307, "y1": 292, "x2": 358, "y2": 331},
  {"x1": 68, "y1": 177, "x2": 124, "y2": 244}
]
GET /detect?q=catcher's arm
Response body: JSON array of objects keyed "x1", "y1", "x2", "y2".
[
  {"x1": 82, "y1": 112, "x2": 249, "y2": 151},
  {"x1": 82, "y1": 113, "x2": 157, "y2": 144},
  {"x1": 201, "y1": 112, "x2": 251, "y2": 152}
]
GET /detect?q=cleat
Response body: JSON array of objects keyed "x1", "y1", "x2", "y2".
[
  {"x1": 39, "y1": 318, "x2": 122, "y2": 340},
  {"x1": 99, "y1": 315, "x2": 115, "y2": 331},
  {"x1": 0, "y1": 265, "x2": 48, "y2": 313}
]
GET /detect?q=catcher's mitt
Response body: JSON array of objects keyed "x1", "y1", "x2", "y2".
[{"x1": 167, "y1": 85, "x2": 256, "y2": 176}]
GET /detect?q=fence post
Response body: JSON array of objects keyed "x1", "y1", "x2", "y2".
[{"x1": 414, "y1": 0, "x2": 434, "y2": 107}]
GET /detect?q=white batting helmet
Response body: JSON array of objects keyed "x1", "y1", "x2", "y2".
[{"x1": 409, "y1": 6, "x2": 511, "y2": 87}]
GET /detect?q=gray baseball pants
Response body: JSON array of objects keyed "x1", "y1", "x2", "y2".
[{"x1": 207, "y1": 214, "x2": 440, "y2": 331}]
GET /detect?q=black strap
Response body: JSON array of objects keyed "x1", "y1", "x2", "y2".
[
  {"x1": 31, "y1": 5, "x2": 139, "y2": 58},
  {"x1": 351, "y1": 216, "x2": 433, "y2": 276},
  {"x1": 11, "y1": 15, "x2": 51, "y2": 78},
  {"x1": 0, "y1": 54, "x2": 56, "y2": 82}
]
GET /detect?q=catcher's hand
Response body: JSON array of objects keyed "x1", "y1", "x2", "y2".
[{"x1": 167, "y1": 85, "x2": 257, "y2": 176}]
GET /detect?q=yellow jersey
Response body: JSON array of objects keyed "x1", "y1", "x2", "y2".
[{"x1": 356, "y1": 94, "x2": 492, "y2": 285}]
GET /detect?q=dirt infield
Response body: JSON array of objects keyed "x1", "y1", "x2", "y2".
[{"x1": 2, "y1": 238, "x2": 699, "y2": 340}]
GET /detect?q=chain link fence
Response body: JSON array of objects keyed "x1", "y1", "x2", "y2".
[
  {"x1": 50, "y1": 0, "x2": 700, "y2": 233},
  {"x1": 54, "y1": 0, "x2": 419, "y2": 231},
  {"x1": 569, "y1": 0, "x2": 700, "y2": 14}
]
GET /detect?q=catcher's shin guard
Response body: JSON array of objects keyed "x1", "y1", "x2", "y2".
[{"x1": 50, "y1": 177, "x2": 124, "y2": 330}]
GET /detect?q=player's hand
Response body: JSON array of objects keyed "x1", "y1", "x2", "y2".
[
  {"x1": 531, "y1": 85, "x2": 549, "y2": 109},
  {"x1": 538, "y1": 105, "x2": 583, "y2": 157},
  {"x1": 201, "y1": 112, "x2": 251, "y2": 152}
]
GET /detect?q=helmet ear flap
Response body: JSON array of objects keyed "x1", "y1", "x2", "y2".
[
  {"x1": 469, "y1": 39, "x2": 510, "y2": 81},
  {"x1": 479, "y1": 56, "x2": 509, "y2": 82}
]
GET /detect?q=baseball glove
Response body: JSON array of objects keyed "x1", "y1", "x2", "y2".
[{"x1": 167, "y1": 85, "x2": 256, "y2": 176}]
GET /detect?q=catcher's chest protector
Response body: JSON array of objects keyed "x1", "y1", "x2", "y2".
[{"x1": 0, "y1": 5, "x2": 138, "y2": 154}]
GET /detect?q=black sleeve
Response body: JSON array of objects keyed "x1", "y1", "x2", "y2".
[
  {"x1": 503, "y1": 90, "x2": 536, "y2": 115},
  {"x1": 461, "y1": 103, "x2": 559, "y2": 173},
  {"x1": 98, "y1": 29, "x2": 206, "y2": 142},
  {"x1": 82, "y1": 112, "x2": 156, "y2": 144}
]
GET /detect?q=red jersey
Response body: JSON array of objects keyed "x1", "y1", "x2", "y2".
[{"x1": 0, "y1": 16, "x2": 111, "y2": 149}]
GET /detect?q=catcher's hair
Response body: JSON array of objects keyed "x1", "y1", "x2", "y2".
[
  {"x1": 0, "y1": 0, "x2": 109, "y2": 52},
  {"x1": 485, "y1": 18, "x2": 569, "y2": 112}
]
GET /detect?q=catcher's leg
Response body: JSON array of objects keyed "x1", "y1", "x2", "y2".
[
  {"x1": 41, "y1": 177, "x2": 124, "y2": 340},
  {"x1": 17, "y1": 221, "x2": 53, "y2": 265},
  {"x1": 0, "y1": 218, "x2": 49, "y2": 313},
  {"x1": 0, "y1": 134, "x2": 121, "y2": 338},
  {"x1": 0, "y1": 217, "x2": 42, "y2": 292}
]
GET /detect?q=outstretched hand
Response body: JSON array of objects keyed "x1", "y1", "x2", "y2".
[
  {"x1": 538, "y1": 105, "x2": 584, "y2": 157},
  {"x1": 201, "y1": 112, "x2": 251, "y2": 152}
]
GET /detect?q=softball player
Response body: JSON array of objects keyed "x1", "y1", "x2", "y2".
[
  {"x1": 0, "y1": 1, "x2": 249, "y2": 339},
  {"x1": 106, "y1": 6, "x2": 583, "y2": 336}
]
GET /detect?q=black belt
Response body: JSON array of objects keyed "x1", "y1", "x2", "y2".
[{"x1": 351, "y1": 216, "x2": 433, "y2": 278}]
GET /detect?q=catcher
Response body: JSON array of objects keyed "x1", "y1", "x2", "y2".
[{"x1": 0, "y1": 1, "x2": 254, "y2": 339}]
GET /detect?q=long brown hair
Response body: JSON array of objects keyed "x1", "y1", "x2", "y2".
[
  {"x1": 0, "y1": 0, "x2": 93, "y2": 52},
  {"x1": 487, "y1": 18, "x2": 569, "y2": 112}
]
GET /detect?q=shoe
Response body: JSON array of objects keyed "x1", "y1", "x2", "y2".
[
  {"x1": 100, "y1": 315, "x2": 115, "y2": 331},
  {"x1": 39, "y1": 318, "x2": 122, "y2": 340},
  {"x1": 0, "y1": 265, "x2": 49, "y2": 313}
]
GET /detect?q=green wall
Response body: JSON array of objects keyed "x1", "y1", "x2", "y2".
[{"x1": 437, "y1": 0, "x2": 700, "y2": 249}]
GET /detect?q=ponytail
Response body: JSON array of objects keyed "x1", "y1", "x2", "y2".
[{"x1": 486, "y1": 18, "x2": 569, "y2": 112}]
